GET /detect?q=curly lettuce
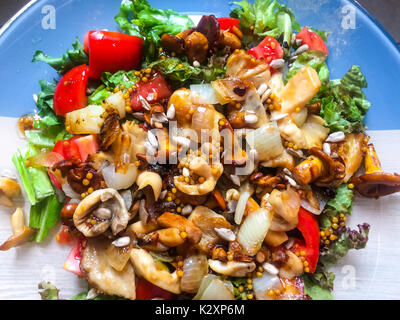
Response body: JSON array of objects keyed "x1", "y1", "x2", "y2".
[
  {"x1": 115, "y1": 0, "x2": 194, "y2": 63},
  {"x1": 318, "y1": 65, "x2": 371, "y2": 133},
  {"x1": 286, "y1": 50, "x2": 329, "y2": 84},
  {"x1": 230, "y1": 0, "x2": 300, "y2": 51},
  {"x1": 32, "y1": 38, "x2": 88, "y2": 74}
]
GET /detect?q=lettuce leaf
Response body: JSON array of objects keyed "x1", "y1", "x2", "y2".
[
  {"x1": 286, "y1": 50, "x2": 329, "y2": 84},
  {"x1": 318, "y1": 65, "x2": 371, "y2": 133},
  {"x1": 319, "y1": 184, "x2": 354, "y2": 228},
  {"x1": 29, "y1": 194, "x2": 63, "y2": 243},
  {"x1": 38, "y1": 282, "x2": 59, "y2": 300},
  {"x1": 115, "y1": 0, "x2": 194, "y2": 63},
  {"x1": 230, "y1": 0, "x2": 300, "y2": 51},
  {"x1": 32, "y1": 37, "x2": 88, "y2": 74}
]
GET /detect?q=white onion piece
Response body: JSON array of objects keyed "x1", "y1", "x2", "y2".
[
  {"x1": 237, "y1": 208, "x2": 273, "y2": 256},
  {"x1": 105, "y1": 91, "x2": 126, "y2": 118},
  {"x1": 234, "y1": 183, "x2": 254, "y2": 225},
  {"x1": 102, "y1": 163, "x2": 137, "y2": 190},
  {"x1": 190, "y1": 84, "x2": 219, "y2": 105},
  {"x1": 245, "y1": 122, "x2": 283, "y2": 161},
  {"x1": 253, "y1": 273, "x2": 283, "y2": 300},
  {"x1": 61, "y1": 183, "x2": 80, "y2": 199},
  {"x1": 180, "y1": 255, "x2": 209, "y2": 293},
  {"x1": 193, "y1": 275, "x2": 235, "y2": 300},
  {"x1": 120, "y1": 190, "x2": 133, "y2": 209},
  {"x1": 300, "y1": 199, "x2": 325, "y2": 215}
]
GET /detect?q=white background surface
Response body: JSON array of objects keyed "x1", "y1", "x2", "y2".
[{"x1": 0, "y1": 116, "x2": 399, "y2": 300}]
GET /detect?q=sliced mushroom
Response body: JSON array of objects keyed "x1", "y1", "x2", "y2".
[
  {"x1": 0, "y1": 177, "x2": 21, "y2": 207},
  {"x1": 136, "y1": 171, "x2": 162, "y2": 201},
  {"x1": 188, "y1": 206, "x2": 233, "y2": 253},
  {"x1": 157, "y1": 212, "x2": 202, "y2": 244},
  {"x1": 73, "y1": 188, "x2": 129, "y2": 237},
  {"x1": 81, "y1": 238, "x2": 136, "y2": 300},
  {"x1": 278, "y1": 250, "x2": 304, "y2": 279},
  {"x1": 219, "y1": 30, "x2": 241, "y2": 50},
  {"x1": 351, "y1": 143, "x2": 400, "y2": 198},
  {"x1": 264, "y1": 230, "x2": 289, "y2": 247},
  {"x1": 130, "y1": 248, "x2": 181, "y2": 294},
  {"x1": 292, "y1": 147, "x2": 346, "y2": 186},
  {"x1": 268, "y1": 188, "x2": 300, "y2": 232},
  {"x1": 161, "y1": 33, "x2": 185, "y2": 54},
  {"x1": 100, "y1": 113, "x2": 121, "y2": 151},
  {"x1": 208, "y1": 259, "x2": 256, "y2": 277}
]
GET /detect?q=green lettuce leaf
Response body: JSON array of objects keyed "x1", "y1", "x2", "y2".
[
  {"x1": 32, "y1": 37, "x2": 88, "y2": 74},
  {"x1": 319, "y1": 184, "x2": 354, "y2": 228},
  {"x1": 302, "y1": 274, "x2": 334, "y2": 300},
  {"x1": 38, "y1": 281, "x2": 59, "y2": 300},
  {"x1": 318, "y1": 65, "x2": 371, "y2": 133},
  {"x1": 29, "y1": 194, "x2": 63, "y2": 243},
  {"x1": 115, "y1": 0, "x2": 194, "y2": 63},
  {"x1": 285, "y1": 50, "x2": 329, "y2": 84},
  {"x1": 230, "y1": 0, "x2": 300, "y2": 51}
]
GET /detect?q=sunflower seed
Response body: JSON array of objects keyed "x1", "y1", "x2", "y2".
[
  {"x1": 230, "y1": 174, "x2": 241, "y2": 186},
  {"x1": 147, "y1": 130, "x2": 159, "y2": 148},
  {"x1": 257, "y1": 83, "x2": 268, "y2": 96},
  {"x1": 325, "y1": 131, "x2": 345, "y2": 143},
  {"x1": 323, "y1": 143, "x2": 331, "y2": 156},
  {"x1": 182, "y1": 167, "x2": 190, "y2": 177},
  {"x1": 173, "y1": 136, "x2": 190, "y2": 148},
  {"x1": 144, "y1": 141, "x2": 157, "y2": 156},
  {"x1": 270, "y1": 113, "x2": 288, "y2": 121},
  {"x1": 112, "y1": 236, "x2": 131, "y2": 247},
  {"x1": 193, "y1": 60, "x2": 200, "y2": 67},
  {"x1": 283, "y1": 168, "x2": 292, "y2": 176},
  {"x1": 244, "y1": 114, "x2": 258, "y2": 124},
  {"x1": 214, "y1": 228, "x2": 236, "y2": 242},
  {"x1": 138, "y1": 95, "x2": 151, "y2": 111},
  {"x1": 181, "y1": 204, "x2": 193, "y2": 216},
  {"x1": 159, "y1": 190, "x2": 168, "y2": 200},
  {"x1": 132, "y1": 112, "x2": 145, "y2": 120},
  {"x1": 262, "y1": 262, "x2": 279, "y2": 275},
  {"x1": 291, "y1": 33, "x2": 297, "y2": 45},
  {"x1": 261, "y1": 88, "x2": 272, "y2": 103},
  {"x1": 86, "y1": 288, "x2": 99, "y2": 300},
  {"x1": 147, "y1": 93, "x2": 155, "y2": 101},
  {"x1": 152, "y1": 112, "x2": 168, "y2": 123},
  {"x1": 270, "y1": 59, "x2": 285, "y2": 69},
  {"x1": 285, "y1": 175, "x2": 298, "y2": 187},
  {"x1": 294, "y1": 44, "x2": 309, "y2": 56},
  {"x1": 166, "y1": 104, "x2": 175, "y2": 119}
]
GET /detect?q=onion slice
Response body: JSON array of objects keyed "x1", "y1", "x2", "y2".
[
  {"x1": 190, "y1": 84, "x2": 219, "y2": 105},
  {"x1": 180, "y1": 254, "x2": 209, "y2": 293},
  {"x1": 193, "y1": 275, "x2": 235, "y2": 300},
  {"x1": 237, "y1": 208, "x2": 273, "y2": 256},
  {"x1": 234, "y1": 183, "x2": 254, "y2": 225},
  {"x1": 102, "y1": 163, "x2": 137, "y2": 190}
]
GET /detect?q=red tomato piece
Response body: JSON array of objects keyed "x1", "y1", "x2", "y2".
[
  {"x1": 53, "y1": 65, "x2": 89, "y2": 116},
  {"x1": 248, "y1": 36, "x2": 284, "y2": 67},
  {"x1": 56, "y1": 225, "x2": 73, "y2": 245},
  {"x1": 130, "y1": 73, "x2": 172, "y2": 111},
  {"x1": 217, "y1": 17, "x2": 239, "y2": 32},
  {"x1": 293, "y1": 207, "x2": 320, "y2": 273},
  {"x1": 86, "y1": 30, "x2": 143, "y2": 79},
  {"x1": 52, "y1": 136, "x2": 81, "y2": 160},
  {"x1": 70, "y1": 134, "x2": 99, "y2": 162},
  {"x1": 48, "y1": 169, "x2": 62, "y2": 190},
  {"x1": 63, "y1": 236, "x2": 86, "y2": 277},
  {"x1": 296, "y1": 26, "x2": 329, "y2": 54},
  {"x1": 135, "y1": 277, "x2": 174, "y2": 300}
]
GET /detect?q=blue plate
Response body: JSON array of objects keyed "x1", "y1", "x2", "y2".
[{"x1": 0, "y1": 0, "x2": 399, "y2": 130}]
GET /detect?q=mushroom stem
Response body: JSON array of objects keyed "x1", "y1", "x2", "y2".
[
  {"x1": 292, "y1": 155, "x2": 325, "y2": 185},
  {"x1": 365, "y1": 144, "x2": 383, "y2": 174}
]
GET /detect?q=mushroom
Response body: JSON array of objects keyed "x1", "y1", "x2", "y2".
[
  {"x1": 136, "y1": 171, "x2": 162, "y2": 201},
  {"x1": 73, "y1": 188, "x2": 129, "y2": 237},
  {"x1": 161, "y1": 33, "x2": 185, "y2": 54},
  {"x1": 130, "y1": 248, "x2": 181, "y2": 294},
  {"x1": 264, "y1": 230, "x2": 289, "y2": 247},
  {"x1": 219, "y1": 30, "x2": 241, "y2": 50},
  {"x1": 0, "y1": 177, "x2": 21, "y2": 207},
  {"x1": 292, "y1": 147, "x2": 345, "y2": 186},
  {"x1": 185, "y1": 31, "x2": 209, "y2": 64},
  {"x1": 188, "y1": 206, "x2": 233, "y2": 253},
  {"x1": 81, "y1": 237, "x2": 136, "y2": 300},
  {"x1": 208, "y1": 259, "x2": 256, "y2": 277},
  {"x1": 0, "y1": 207, "x2": 37, "y2": 251},
  {"x1": 278, "y1": 250, "x2": 304, "y2": 279},
  {"x1": 351, "y1": 143, "x2": 400, "y2": 198},
  {"x1": 156, "y1": 212, "x2": 202, "y2": 244},
  {"x1": 268, "y1": 188, "x2": 300, "y2": 232}
]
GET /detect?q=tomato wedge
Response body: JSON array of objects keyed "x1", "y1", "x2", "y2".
[
  {"x1": 53, "y1": 65, "x2": 89, "y2": 116},
  {"x1": 248, "y1": 36, "x2": 284, "y2": 68},
  {"x1": 217, "y1": 17, "x2": 239, "y2": 32},
  {"x1": 296, "y1": 26, "x2": 329, "y2": 54},
  {"x1": 85, "y1": 30, "x2": 144, "y2": 79},
  {"x1": 292, "y1": 207, "x2": 320, "y2": 273},
  {"x1": 63, "y1": 236, "x2": 86, "y2": 277},
  {"x1": 135, "y1": 277, "x2": 173, "y2": 300},
  {"x1": 56, "y1": 225, "x2": 74, "y2": 245},
  {"x1": 53, "y1": 135, "x2": 98, "y2": 162},
  {"x1": 130, "y1": 73, "x2": 172, "y2": 111}
]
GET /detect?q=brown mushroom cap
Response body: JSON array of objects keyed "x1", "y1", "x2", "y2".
[
  {"x1": 351, "y1": 172, "x2": 400, "y2": 198},
  {"x1": 309, "y1": 147, "x2": 345, "y2": 184}
]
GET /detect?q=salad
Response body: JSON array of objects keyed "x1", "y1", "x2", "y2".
[{"x1": 1, "y1": 0, "x2": 400, "y2": 301}]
